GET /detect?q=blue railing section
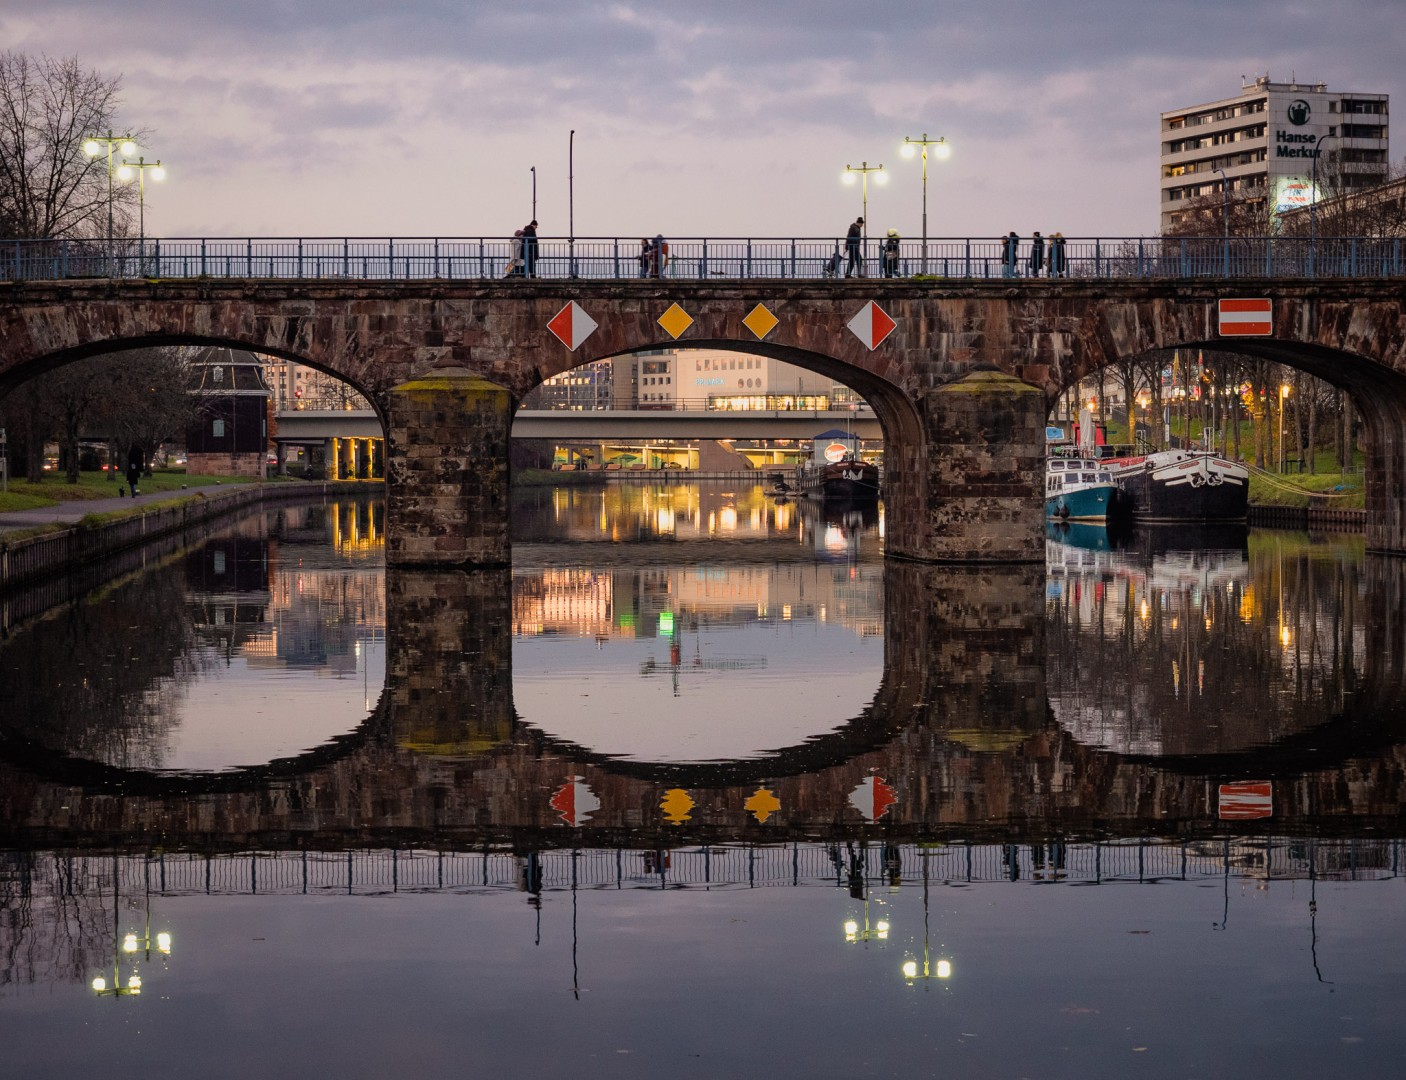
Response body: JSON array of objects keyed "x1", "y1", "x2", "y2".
[{"x1": 2, "y1": 235, "x2": 1403, "y2": 282}]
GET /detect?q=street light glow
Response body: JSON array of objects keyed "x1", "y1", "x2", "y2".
[
  {"x1": 936, "y1": 960, "x2": 952, "y2": 978},
  {"x1": 842, "y1": 172, "x2": 857, "y2": 186},
  {"x1": 82, "y1": 139, "x2": 101, "y2": 157},
  {"x1": 900, "y1": 143, "x2": 916, "y2": 159},
  {"x1": 116, "y1": 164, "x2": 133, "y2": 182},
  {"x1": 933, "y1": 142, "x2": 952, "y2": 160},
  {"x1": 119, "y1": 140, "x2": 137, "y2": 157}
]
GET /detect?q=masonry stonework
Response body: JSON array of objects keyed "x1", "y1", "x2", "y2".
[{"x1": 7, "y1": 279, "x2": 1406, "y2": 558}]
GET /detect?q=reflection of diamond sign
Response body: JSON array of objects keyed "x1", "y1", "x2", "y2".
[
  {"x1": 546, "y1": 302, "x2": 598, "y2": 351},
  {"x1": 744, "y1": 787, "x2": 781, "y2": 823},
  {"x1": 658, "y1": 302, "x2": 694, "y2": 340},
  {"x1": 1217, "y1": 780, "x2": 1272, "y2": 820},
  {"x1": 847, "y1": 301, "x2": 897, "y2": 350},
  {"x1": 848, "y1": 775, "x2": 898, "y2": 822},
  {"x1": 661, "y1": 788, "x2": 694, "y2": 825},
  {"x1": 550, "y1": 776, "x2": 601, "y2": 826},
  {"x1": 743, "y1": 303, "x2": 778, "y2": 340}
]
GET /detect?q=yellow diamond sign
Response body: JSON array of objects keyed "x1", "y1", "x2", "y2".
[
  {"x1": 657, "y1": 302, "x2": 694, "y2": 340},
  {"x1": 743, "y1": 303, "x2": 778, "y2": 340}
]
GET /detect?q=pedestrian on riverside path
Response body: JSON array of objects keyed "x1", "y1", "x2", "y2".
[
  {"x1": 124, "y1": 444, "x2": 143, "y2": 497},
  {"x1": 1002, "y1": 231, "x2": 1019, "y2": 277},
  {"x1": 1028, "y1": 230, "x2": 1045, "y2": 277},
  {"x1": 521, "y1": 220, "x2": 538, "y2": 277},
  {"x1": 844, "y1": 217, "x2": 864, "y2": 277},
  {"x1": 1049, "y1": 232, "x2": 1068, "y2": 277}
]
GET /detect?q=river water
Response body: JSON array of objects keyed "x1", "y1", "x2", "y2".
[{"x1": 2, "y1": 482, "x2": 1405, "y2": 1078}]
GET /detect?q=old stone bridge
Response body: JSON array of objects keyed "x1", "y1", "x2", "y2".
[{"x1": 4, "y1": 277, "x2": 1406, "y2": 560}]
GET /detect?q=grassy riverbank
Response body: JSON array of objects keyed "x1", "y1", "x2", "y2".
[{"x1": 0, "y1": 469, "x2": 261, "y2": 512}]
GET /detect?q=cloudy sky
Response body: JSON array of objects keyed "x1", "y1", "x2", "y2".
[{"x1": 5, "y1": 1, "x2": 1404, "y2": 241}]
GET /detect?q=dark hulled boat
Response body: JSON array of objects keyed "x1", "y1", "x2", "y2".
[{"x1": 795, "y1": 429, "x2": 880, "y2": 505}]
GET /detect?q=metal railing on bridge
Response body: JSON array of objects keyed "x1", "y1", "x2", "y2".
[
  {"x1": 4, "y1": 235, "x2": 1403, "y2": 282},
  {"x1": 10, "y1": 837, "x2": 1401, "y2": 897}
]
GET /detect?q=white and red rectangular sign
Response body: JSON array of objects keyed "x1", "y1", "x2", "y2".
[
  {"x1": 1217, "y1": 780, "x2": 1272, "y2": 820},
  {"x1": 1218, "y1": 298, "x2": 1273, "y2": 337}
]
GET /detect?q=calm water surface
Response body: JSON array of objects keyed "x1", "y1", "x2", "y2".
[{"x1": 2, "y1": 485, "x2": 1405, "y2": 1079}]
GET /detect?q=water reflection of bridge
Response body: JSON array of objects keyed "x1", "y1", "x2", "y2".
[{"x1": 6, "y1": 533, "x2": 1406, "y2": 847}]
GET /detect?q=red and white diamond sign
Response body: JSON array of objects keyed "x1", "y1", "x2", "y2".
[
  {"x1": 848, "y1": 775, "x2": 898, "y2": 822},
  {"x1": 1218, "y1": 298, "x2": 1272, "y2": 337},
  {"x1": 847, "y1": 301, "x2": 897, "y2": 350},
  {"x1": 546, "y1": 301, "x2": 598, "y2": 351},
  {"x1": 1217, "y1": 780, "x2": 1272, "y2": 820},
  {"x1": 549, "y1": 775, "x2": 601, "y2": 826}
]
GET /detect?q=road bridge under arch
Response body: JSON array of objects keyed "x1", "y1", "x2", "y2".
[{"x1": 5, "y1": 277, "x2": 1406, "y2": 560}]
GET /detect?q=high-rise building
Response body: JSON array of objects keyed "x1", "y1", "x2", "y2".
[{"x1": 1160, "y1": 76, "x2": 1389, "y2": 231}]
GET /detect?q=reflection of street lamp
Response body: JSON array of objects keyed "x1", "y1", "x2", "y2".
[
  {"x1": 842, "y1": 161, "x2": 887, "y2": 246},
  {"x1": 902, "y1": 851, "x2": 953, "y2": 986},
  {"x1": 92, "y1": 859, "x2": 172, "y2": 998},
  {"x1": 843, "y1": 906, "x2": 890, "y2": 944},
  {"x1": 116, "y1": 157, "x2": 165, "y2": 270},
  {"x1": 1278, "y1": 383, "x2": 1291, "y2": 472},
  {"x1": 900, "y1": 134, "x2": 950, "y2": 275},
  {"x1": 81, "y1": 130, "x2": 138, "y2": 272}
]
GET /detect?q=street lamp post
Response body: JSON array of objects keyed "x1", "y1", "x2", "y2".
[
  {"x1": 116, "y1": 157, "x2": 165, "y2": 273},
  {"x1": 842, "y1": 160, "x2": 886, "y2": 249},
  {"x1": 1279, "y1": 383, "x2": 1292, "y2": 472},
  {"x1": 81, "y1": 130, "x2": 138, "y2": 274},
  {"x1": 900, "y1": 134, "x2": 949, "y2": 275},
  {"x1": 1309, "y1": 132, "x2": 1339, "y2": 274},
  {"x1": 531, "y1": 165, "x2": 537, "y2": 221}
]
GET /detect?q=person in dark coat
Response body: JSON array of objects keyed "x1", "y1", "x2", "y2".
[
  {"x1": 881, "y1": 229, "x2": 901, "y2": 277},
  {"x1": 1028, "y1": 230, "x2": 1045, "y2": 277},
  {"x1": 1002, "y1": 231, "x2": 1019, "y2": 277},
  {"x1": 844, "y1": 217, "x2": 864, "y2": 277},
  {"x1": 637, "y1": 239, "x2": 651, "y2": 278},
  {"x1": 1049, "y1": 232, "x2": 1068, "y2": 277},
  {"x1": 124, "y1": 444, "x2": 143, "y2": 497},
  {"x1": 521, "y1": 220, "x2": 538, "y2": 277}
]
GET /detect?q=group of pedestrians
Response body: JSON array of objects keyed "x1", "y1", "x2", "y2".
[
  {"x1": 637, "y1": 235, "x2": 669, "y2": 278},
  {"x1": 505, "y1": 220, "x2": 539, "y2": 277},
  {"x1": 500, "y1": 221, "x2": 1067, "y2": 281},
  {"x1": 841, "y1": 217, "x2": 903, "y2": 278},
  {"x1": 1002, "y1": 230, "x2": 1068, "y2": 278}
]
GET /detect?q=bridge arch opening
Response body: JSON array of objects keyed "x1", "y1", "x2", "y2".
[
  {"x1": 513, "y1": 339, "x2": 905, "y2": 477},
  {"x1": 0, "y1": 336, "x2": 388, "y2": 485},
  {"x1": 1054, "y1": 337, "x2": 1393, "y2": 504}
]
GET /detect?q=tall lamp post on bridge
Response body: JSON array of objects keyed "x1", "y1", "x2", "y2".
[
  {"x1": 900, "y1": 134, "x2": 949, "y2": 275},
  {"x1": 81, "y1": 131, "x2": 138, "y2": 274},
  {"x1": 842, "y1": 161, "x2": 887, "y2": 249},
  {"x1": 1309, "y1": 131, "x2": 1339, "y2": 273},
  {"x1": 116, "y1": 157, "x2": 165, "y2": 272}
]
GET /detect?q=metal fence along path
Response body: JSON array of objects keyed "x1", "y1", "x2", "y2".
[{"x1": 3, "y1": 235, "x2": 1403, "y2": 282}]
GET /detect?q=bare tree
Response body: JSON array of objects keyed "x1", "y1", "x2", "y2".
[{"x1": 0, "y1": 52, "x2": 137, "y2": 240}]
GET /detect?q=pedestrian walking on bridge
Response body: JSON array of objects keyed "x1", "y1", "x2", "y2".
[{"x1": 844, "y1": 217, "x2": 864, "y2": 277}]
